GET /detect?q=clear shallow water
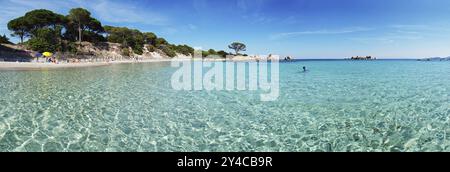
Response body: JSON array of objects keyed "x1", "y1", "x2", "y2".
[{"x1": 0, "y1": 60, "x2": 449, "y2": 152}]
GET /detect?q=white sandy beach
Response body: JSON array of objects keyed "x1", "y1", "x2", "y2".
[
  {"x1": 0, "y1": 56, "x2": 267, "y2": 70},
  {"x1": 0, "y1": 59, "x2": 176, "y2": 70}
]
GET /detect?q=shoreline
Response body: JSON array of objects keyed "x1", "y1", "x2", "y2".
[
  {"x1": 0, "y1": 58, "x2": 260, "y2": 70},
  {"x1": 0, "y1": 58, "x2": 433, "y2": 70},
  {"x1": 0, "y1": 59, "x2": 176, "y2": 70}
]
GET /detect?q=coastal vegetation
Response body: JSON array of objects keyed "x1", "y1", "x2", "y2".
[
  {"x1": 201, "y1": 49, "x2": 230, "y2": 58},
  {"x1": 6, "y1": 8, "x2": 230, "y2": 59},
  {"x1": 228, "y1": 42, "x2": 246, "y2": 55},
  {"x1": 0, "y1": 34, "x2": 12, "y2": 44},
  {"x1": 67, "y1": 8, "x2": 103, "y2": 44}
]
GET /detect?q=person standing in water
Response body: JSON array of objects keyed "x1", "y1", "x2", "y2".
[{"x1": 303, "y1": 66, "x2": 307, "y2": 72}]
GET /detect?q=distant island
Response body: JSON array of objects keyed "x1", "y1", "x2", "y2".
[
  {"x1": 418, "y1": 57, "x2": 450, "y2": 61},
  {"x1": 347, "y1": 56, "x2": 377, "y2": 60}
]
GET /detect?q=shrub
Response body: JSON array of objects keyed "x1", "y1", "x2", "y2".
[
  {"x1": 146, "y1": 45, "x2": 156, "y2": 52},
  {"x1": 62, "y1": 41, "x2": 78, "y2": 53},
  {"x1": 121, "y1": 48, "x2": 130, "y2": 56},
  {"x1": 27, "y1": 28, "x2": 58, "y2": 52},
  {"x1": 27, "y1": 38, "x2": 54, "y2": 52},
  {"x1": 154, "y1": 38, "x2": 168, "y2": 48},
  {"x1": 143, "y1": 32, "x2": 157, "y2": 45},
  {"x1": 208, "y1": 49, "x2": 216, "y2": 55},
  {"x1": 133, "y1": 46, "x2": 143, "y2": 55},
  {"x1": 202, "y1": 50, "x2": 210, "y2": 58},
  {"x1": 161, "y1": 46, "x2": 176, "y2": 58},
  {"x1": 174, "y1": 44, "x2": 194, "y2": 56},
  {"x1": 217, "y1": 50, "x2": 228, "y2": 58}
]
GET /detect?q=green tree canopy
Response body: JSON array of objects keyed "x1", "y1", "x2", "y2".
[
  {"x1": 88, "y1": 18, "x2": 105, "y2": 34},
  {"x1": 27, "y1": 28, "x2": 58, "y2": 52},
  {"x1": 105, "y1": 26, "x2": 130, "y2": 44},
  {"x1": 161, "y1": 45, "x2": 176, "y2": 58},
  {"x1": 6, "y1": 8, "x2": 200, "y2": 57},
  {"x1": 143, "y1": 32, "x2": 157, "y2": 45},
  {"x1": 228, "y1": 42, "x2": 246, "y2": 55},
  {"x1": 8, "y1": 9, "x2": 65, "y2": 44},
  {"x1": 7, "y1": 16, "x2": 30, "y2": 44},
  {"x1": 104, "y1": 26, "x2": 145, "y2": 54},
  {"x1": 154, "y1": 38, "x2": 168, "y2": 48},
  {"x1": 208, "y1": 49, "x2": 217, "y2": 55},
  {"x1": 217, "y1": 50, "x2": 229, "y2": 58},
  {"x1": 201, "y1": 50, "x2": 210, "y2": 58},
  {"x1": 68, "y1": 8, "x2": 103, "y2": 43},
  {"x1": 174, "y1": 45, "x2": 194, "y2": 56},
  {"x1": 24, "y1": 9, "x2": 65, "y2": 32}
]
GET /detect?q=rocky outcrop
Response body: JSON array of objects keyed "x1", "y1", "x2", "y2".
[
  {"x1": 74, "y1": 42, "x2": 190, "y2": 60},
  {"x1": 0, "y1": 44, "x2": 33, "y2": 62}
]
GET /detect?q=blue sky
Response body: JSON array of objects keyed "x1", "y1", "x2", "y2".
[{"x1": 1, "y1": 0, "x2": 450, "y2": 58}]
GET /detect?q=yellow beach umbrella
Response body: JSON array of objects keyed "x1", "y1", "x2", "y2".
[{"x1": 43, "y1": 52, "x2": 53, "y2": 57}]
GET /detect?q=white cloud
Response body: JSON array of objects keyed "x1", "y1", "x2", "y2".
[
  {"x1": 389, "y1": 24, "x2": 427, "y2": 30},
  {"x1": 270, "y1": 27, "x2": 373, "y2": 40},
  {"x1": 90, "y1": 0, "x2": 168, "y2": 25},
  {"x1": 245, "y1": 13, "x2": 274, "y2": 24},
  {"x1": 349, "y1": 34, "x2": 423, "y2": 44},
  {"x1": 238, "y1": 0, "x2": 274, "y2": 25},
  {"x1": 395, "y1": 24, "x2": 450, "y2": 38}
]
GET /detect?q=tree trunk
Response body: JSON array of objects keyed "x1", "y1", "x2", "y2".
[
  {"x1": 78, "y1": 25, "x2": 82, "y2": 44},
  {"x1": 20, "y1": 35, "x2": 23, "y2": 44}
]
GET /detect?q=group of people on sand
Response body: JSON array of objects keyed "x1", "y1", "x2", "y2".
[
  {"x1": 37, "y1": 55, "x2": 145, "y2": 64},
  {"x1": 67, "y1": 59, "x2": 82, "y2": 63},
  {"x1": 46, "y1": 57, "x2": 58, "y2": 63},
  {"x1": 35, "y1": 52, "x2": 57, "y2": 64}
]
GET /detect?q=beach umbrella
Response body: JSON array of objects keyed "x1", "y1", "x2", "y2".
[{"x1": 43, "y1": 52, "x2": 53, "y2": 57}]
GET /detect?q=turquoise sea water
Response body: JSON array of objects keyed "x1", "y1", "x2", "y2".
[{"x1": 0, "y1": 60, "x2": 449, "y2": 152}]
